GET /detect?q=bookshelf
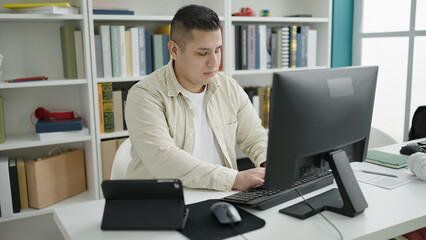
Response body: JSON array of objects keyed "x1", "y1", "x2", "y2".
[
  {"x1": 0, "y1": 0, "x2": 332, "y2": 221},
  {"x1": 0, "y1": 0, "x2": 98, "y2": 222}
]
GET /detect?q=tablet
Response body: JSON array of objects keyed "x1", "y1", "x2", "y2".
[{"x1": 101, "y1": 179, "x2": 189, "y2": 230}]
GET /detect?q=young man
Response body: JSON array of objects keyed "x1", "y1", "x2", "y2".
[{"x1": 125, "y1": 5, "x2": 268, "y2": 191}]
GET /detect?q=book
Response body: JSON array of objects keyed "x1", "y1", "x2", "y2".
[
  {"x1": 16, "y1": 158, "x2": 28, "y2": 209},
  {"x1": 121, "y1": 88, "x2": 129, "y2": 130},
  {"x1": 258, "y1": 87, "x2": 271, "y2": 129},
  {"x1": 157, "y1": 25, "x2": 171, "y2": 59},
  {"x1": 0, "y1": 96, "x2": 5, "y2": 143},
  {"x1": 35, "y1": 119, "x2": 83, "y2": 133},
  {"x1": 36, "y1": 127, "x2": 89, "y2": 140},
  {"x1": 255, "y1": 29, "x2": 260, "y2": 69},
  {"x1": 94, "y1": 35, "x2": 104, "y2": 78},
  {"x1": 136, "y1": 26, "x2": 146, "y2": 76},
  {"x1": 102, "y1": 82, "x2": 114, "y2": 133},
  {"x1": 144, "y1": 30, "x2": 152, "y2": 74},
  {"x1": 161, "y1": 34, "x2": 170, "y2": 65},
  {"x1": 296, "y1": 26, "x2": 308, "y2": 67},
  {"x1": 98, "y1": 25, "x2": 112, "y2": 78},
  {"x1": 93, "y1": 9, "x2": 134, "y2": 15},
  {"x1": 119, "y1": 26, "x2": 126, "y2": 77},
  {"x1": 0, "y1": 156, "x2": 13, "y2": 218},
  {"x1": 97, "y1": 83, "x2": 104, "y2": 134},
  {"x1": 281, "y1": 26, "x2": 290, "y2": 68},
  {"x1": 234, "y1": 25, "x2": 241, "y2": 70},
  {"x1": 289, "y1": 25, "x2": 298, "y2": 68},
  {"x1": 9, "y1": 158, "x2": 21, "y2": 213},
  {"x1": 74, "y1": 30, "x2": 85, "y2": 79},
  {"x1": 125, "y1": 30, "x2": 133, "y2": 77},
  {"x1": 60, "y1": 25, "x2": 78, "y2": 79},
  {"x1": 240, "y1": 25, "x2": 248, "y2": 70},
  {"x1": 3, "y1": 3, "x2": 75, "y2": 8},
  {"x1": 152, "y1": 34, "x2": 164, "y2": 71},
  {"x1": 247, "y1": 24, "x2": 256, "y2": 70},
  {"x1": 13, "y1": 6, "x2": 79, "y2": 14},
  {"x1": 110, "y1": 25, "x2": 122, "y2": 77},
  {"x1": 270, "y1": 33, "x2": 277, "y2": 68},
  {"x1": 307, "y1": 29, "x2": 317, "y2": 67},
  {"x1": 365, "y1": 150, "x2": 409, "y2": 169},
  {"x1": 129, "y1": 27, "x2": 140, "y2": 77},
  {"x1": 112, "y1": 90, "x2": 124, "y2": 132}
]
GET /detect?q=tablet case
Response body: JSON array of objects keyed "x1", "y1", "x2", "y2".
[{"x1": 101, "y1": 179, "x2": 189, "y2": 230}]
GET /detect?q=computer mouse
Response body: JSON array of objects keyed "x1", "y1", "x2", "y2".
[
  {"x1": 210, "y1": 202, "x2": 241, "y2": 225},
  {"x1": 400, "y1": 145, "x2": 426, "y2": 155}
]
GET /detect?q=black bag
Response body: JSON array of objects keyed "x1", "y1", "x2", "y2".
[{"x1": 409, "y1": 106, "x2": 426, "y2": 140}]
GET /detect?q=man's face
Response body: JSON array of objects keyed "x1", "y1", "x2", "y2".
[{"x1": 171, "y1": 29, "x2": 222, "y2": 93}]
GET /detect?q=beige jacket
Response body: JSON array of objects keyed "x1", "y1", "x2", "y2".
[{"x1": 124, "y1": 60, "x2": 268, "y2": 191}]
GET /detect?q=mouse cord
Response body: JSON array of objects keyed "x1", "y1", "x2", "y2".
[
  {"x1": 229, "y1": 221, "x2": 249, "y2": 240},
  {"x1": 295, "y1": 189, "x2": 343, "y2": 240}
]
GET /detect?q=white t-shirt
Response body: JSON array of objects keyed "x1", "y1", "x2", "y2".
[{"x1": 180, "y1": 86, "x2": 223, "y2": 166}]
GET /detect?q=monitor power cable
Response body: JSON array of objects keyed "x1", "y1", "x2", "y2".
[{"x1": 295, "y1": 189, "x2": 344, "y2": 240}]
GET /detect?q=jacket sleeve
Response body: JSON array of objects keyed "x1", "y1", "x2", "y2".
[
  {"x1": 234, "y1": 84, "x2": 269, "y2": 167},
  {"x1": 125, "y1": 84, "x2": 238, "y2": 191}
]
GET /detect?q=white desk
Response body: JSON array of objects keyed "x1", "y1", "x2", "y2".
[{"x1": 54, "y1": 142, "x2": 426, "y2": 240}]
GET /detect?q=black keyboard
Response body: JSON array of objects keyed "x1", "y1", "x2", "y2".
[{"x1": 222, "y1": 171, "x2": 334, "y2": 210}]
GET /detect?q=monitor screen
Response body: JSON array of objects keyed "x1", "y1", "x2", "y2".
[{"x1": 265, "y1": 66, "x2": 378, "y2": 218}]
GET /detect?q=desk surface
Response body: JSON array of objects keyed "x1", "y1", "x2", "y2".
[{"x1": 54, "y1": 142, "x2": 426, "y2": 240}]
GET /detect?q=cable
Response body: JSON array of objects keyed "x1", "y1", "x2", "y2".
[
  {"x1": 295, "y1": 189, "x2": 343, "y2": 240},
  {"x1": 230, "y1": 221, "x2": 249, "y2": 240}
]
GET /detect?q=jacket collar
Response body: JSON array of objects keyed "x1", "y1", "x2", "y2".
[{"x1": 165, "y1": 60, "x2": 219, "y2": 97}]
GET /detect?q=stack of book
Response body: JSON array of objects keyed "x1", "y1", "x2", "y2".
[
  {"x1": 60, "y1": 25, "x2": 85, "y2": 79},
  {"x1": 3, "y1": 2, "x2": 79, "y2": 15},
  {"x1": 235, "y1": 24, "x2": 317, "y2": 70},
  {"x1": 0, "y1": 157, "x2": 27, "y2": 218},
  {"x1": 244, "y1": 87, "x2": 271, "y2": 129},
  {"x1": 94, "y1": 25, "x2": 171, "y2": 79},
  {"x1": 35, "y1": 117, "x2": 88, "y2": 141},
  {"x1": 97, "y1": 83, "x2": 128, "y2": 133}
]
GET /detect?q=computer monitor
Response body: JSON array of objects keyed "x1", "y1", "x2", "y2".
[{"x1": 265, "y1": 66, "x2": 378, "y2": 219}]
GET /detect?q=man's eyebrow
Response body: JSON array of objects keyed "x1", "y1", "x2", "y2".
[{"x1": 197, "y1": 45, "x2": 223, "y2": 51}]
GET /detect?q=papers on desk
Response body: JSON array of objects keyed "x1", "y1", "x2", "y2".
[{"x1": 351, "y1": 162, "x2": 417, "y2": 189}]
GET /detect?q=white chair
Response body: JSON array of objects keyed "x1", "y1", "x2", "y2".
[
  {"x1": 368, "y1": 126, "x2": 398, "y2": 149},
  {"x1": 110, "y1": 138, "x2": 132, "y2": 179}
]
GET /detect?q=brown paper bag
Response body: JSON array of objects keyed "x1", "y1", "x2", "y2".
[{"x1": 26, "y1": 149, "x2": 86, "y2": 209}]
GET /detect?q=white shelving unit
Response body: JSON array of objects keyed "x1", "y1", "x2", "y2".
[
  {"x1": 0, "y1": 0, "x2": 98, "y2": 222},
  {"x1": 0, "y1": 0, "x2": 332, "y2": 222}
]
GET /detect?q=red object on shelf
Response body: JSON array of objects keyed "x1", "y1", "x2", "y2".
[
  {"x1": 4, "y1": 76, "x2": 48, "y2": 83},
  {"x1": 232, "y1": 7, "x2": 253, "y2": 16}
]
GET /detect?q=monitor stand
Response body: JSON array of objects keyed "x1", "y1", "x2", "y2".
[{"x1": 279, "y1": 150, "x2": 368, "y2": 219}]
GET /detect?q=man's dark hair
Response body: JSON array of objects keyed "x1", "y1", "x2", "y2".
[{"x1": 170, "y1": 5, "x2": 220, "y2": 50}]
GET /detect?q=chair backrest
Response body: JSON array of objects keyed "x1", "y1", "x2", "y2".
[
  {"x1": 110, "y1": 138, "x2": 132, "y2": 179},
  {"x1": 368, "y1": 126, "x2": 398, "y2": 149}
]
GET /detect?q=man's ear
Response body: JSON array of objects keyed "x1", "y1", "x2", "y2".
[{"x1": 168, "y1": 40, "x2": 179, "y2": 60}]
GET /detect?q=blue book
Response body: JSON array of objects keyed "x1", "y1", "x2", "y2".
[
  {"x1": 296, "y1": 26, "x2": 308, "y2": 67},
  {"x1": 255, "y1": 33, "x2": 260, "y2": 69},
  {"x1": 93, "y1": 9, "x2": 134, "y2": 15},
  {"x1": 35, "y1": 119, "x2": 83, "y2": 134},
  {"x1": 161, "y1": 34, "x2": 169, "y2": 66},
  {"x1": 145, "y1": 30, "x2": 152, "y2": 74}
]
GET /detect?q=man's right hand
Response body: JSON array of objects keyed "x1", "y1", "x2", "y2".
[{"x1": 232, "y1": 167, "x2": 265, "y2": 191}]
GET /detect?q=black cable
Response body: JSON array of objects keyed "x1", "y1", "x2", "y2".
[
  {"x1": 295, "y1": 189, "x2": 343, "y2": 240},
  {"x1": 230, "y1": 222, "x2": 249, "y2": 240},
  {"x1": 228, "y1": 212, "x2": 249, "y2": 240}
]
